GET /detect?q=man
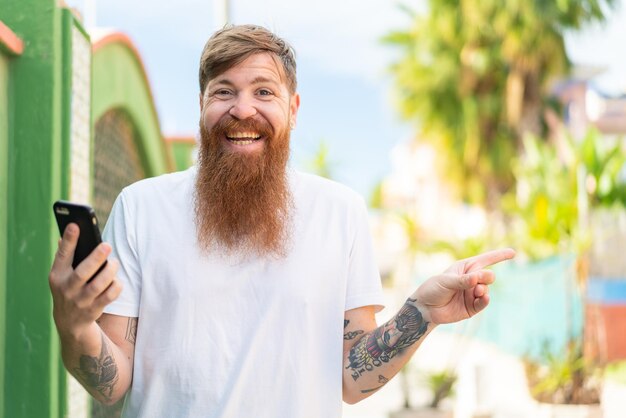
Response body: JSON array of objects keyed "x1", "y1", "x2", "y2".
[{"x1": 49, "y1": 24, "x2": 515, "y2": 417}]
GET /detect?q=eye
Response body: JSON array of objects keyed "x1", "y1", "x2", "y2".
[
  {"x1": 257, "y1": 88, "x2": 274, "y2": 96},
  {"x1": 212, "y1": 88, "x2": 232, "y2": 97}
]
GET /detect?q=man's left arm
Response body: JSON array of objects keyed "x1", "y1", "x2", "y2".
[
  {"x1": 342, "y1": 301, "x2": 435, "y2": 404},
  {"x1": 342, "y1": 248, "x2": 515, "y2": 404}
]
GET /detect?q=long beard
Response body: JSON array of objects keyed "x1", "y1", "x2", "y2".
[{"x1": 194, "y1": 116, "x2": 292, "y2": 258}]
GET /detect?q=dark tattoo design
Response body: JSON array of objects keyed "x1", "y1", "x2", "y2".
[
  {"x1": 344, "y1": 319, "x2": 349, "y2": 329},
  {"x1": 360, "y1": 375, "x2": 389, "y2": 393},
  {"x1": 73, "y1": 333, "x2": 119, "y2": 401},
  {"x1": 346, "y1": 298, "x2": 429, "y2": 381},
  {"x1": 125, "y1": 318, "x2": 138, "y2": 345},
  {"x1": 344, "y1": 329, "x2": 365, "y2": 340}
]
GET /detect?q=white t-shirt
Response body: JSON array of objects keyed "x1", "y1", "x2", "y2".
[{"x1": 102, "y1": 167, "x2": 384, "y2": 418}]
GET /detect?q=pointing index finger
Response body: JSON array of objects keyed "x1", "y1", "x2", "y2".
[{"x1": 463, "y1": 248, "x2": 516, "y2": 272}]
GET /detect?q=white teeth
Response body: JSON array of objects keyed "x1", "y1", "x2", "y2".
[
  {"x1": 230, "y1": 140, "x2": 254, "y2": 145},
  {"x1": 227, "y1": 132, "x2": 260, "y2": 139}
]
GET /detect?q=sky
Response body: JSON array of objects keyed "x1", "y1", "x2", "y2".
[{"x1": 67, "y1": 0, "x2": 626, "y2": 197}]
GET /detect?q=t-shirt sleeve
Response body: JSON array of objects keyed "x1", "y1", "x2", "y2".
[
  {"x1": 344, "y1": 196, "x2": 385, "y2": 313},
  {"x1": 102, "y1": 191, "x2": 141, "y2": 317}
]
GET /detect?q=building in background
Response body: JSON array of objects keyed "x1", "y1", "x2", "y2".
[{"x1": 554, "y1": 71, "x2": 626, "y2": 364}]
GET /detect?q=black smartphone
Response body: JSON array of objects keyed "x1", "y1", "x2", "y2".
[{"x1": 53, "y1": 200, "x2": 107, "y2": 277}]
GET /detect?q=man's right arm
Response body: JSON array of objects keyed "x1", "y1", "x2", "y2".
[
  {"x1": 59, "y1": 315, "x2": 137, "y2": 405},
  {"x1": 49, "y1": 223, "x2": 135, "y2": 405}
]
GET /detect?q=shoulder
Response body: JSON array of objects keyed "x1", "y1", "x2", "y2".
[
  {"x1": 111, "y1": 168, "x2": 194, "y2": 222},
  {"x1": 123, "y1": 168, "x2": 192, "y2": 194},
  {"x1": 120, "y1": 168, "x2": 194, "y2": 202},
  {"x1": 291, "y1": 169, "x2": 365, "y2": 208},
  {"x1": 106, "y1": 168, "x2": 195, "y2": 235}
]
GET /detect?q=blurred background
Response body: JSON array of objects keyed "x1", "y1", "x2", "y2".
[{"x1": 1, "y1": 0, "x2": 625, "y2": 417}]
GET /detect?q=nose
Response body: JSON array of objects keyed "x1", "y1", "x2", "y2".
[{"x1": 229, "y1": 94, "x2": 257, "y2": 120}]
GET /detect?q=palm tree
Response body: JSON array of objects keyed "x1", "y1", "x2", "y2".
[{"x1": 385, "y1": 0, "x2": 616, "y2": 208}]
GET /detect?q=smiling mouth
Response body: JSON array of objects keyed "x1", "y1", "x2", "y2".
[{"x1": 226, "y1": 132, "x2": 262, "y2": 145}]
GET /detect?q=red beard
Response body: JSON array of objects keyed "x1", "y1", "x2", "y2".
[{"x1": 194, "y1": 115, "x2": 293, "y2": 258}]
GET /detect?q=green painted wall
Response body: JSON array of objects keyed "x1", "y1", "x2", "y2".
[
  {"x1": 0, "y1": 1, "x2": 66, "y2": 417},
  {"x1": 0, "y1": 51, "x2": 9, "y2": 418},
  {"x1": 92, "y1": 41, "x2": 169, "y2": 177},
  {"x1": 0, "y1": 2, "x2": 172, "y2": 416},
  {"x1": 171, "y1": 141, "x2": 196, "y2": 171}
]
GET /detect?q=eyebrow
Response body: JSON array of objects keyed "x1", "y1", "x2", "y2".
[
  {"x1": 211, "y1": 76, "x2": 280, "y2": 87},
  {"x1": 250, "y1": 76, "x2": 279, "y2": 85}
]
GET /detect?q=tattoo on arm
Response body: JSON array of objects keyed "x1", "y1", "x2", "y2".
[
  {"x1": 360, "y1": 375, "x2": 389, "y2": 393},
  {"x1": 344, "y1": 318, "x2": 365, "y2": 339},
  {"x1": 344, "y1": 330, "x2": 364, "y2": 340},
  {"x1": 125, "y1": 318, "x2": 138, "y2": 345},
  {"x1": 73, "y1": 333, "x2": 119, "y2": 401},
  {"x1": 346, "y1": 298, "x2": 429, "y2": 381}
]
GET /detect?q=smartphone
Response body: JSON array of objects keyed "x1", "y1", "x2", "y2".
[{"x1": 53, "y1": 200, "x2": 107, "y2": 277}]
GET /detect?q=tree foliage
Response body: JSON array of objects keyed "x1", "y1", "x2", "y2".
[
  {"x1": 503, "y1": 129, "x2": 626, "y2": 260},
  {"x1": 305, "y1": 141, "x2": 334, "y2": 179},
  {"x1": 385, "y1": 0, "x2": 616, "y2": 205}
]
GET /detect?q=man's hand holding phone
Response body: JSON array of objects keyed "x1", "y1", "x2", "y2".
[
  {"x1": 49, "y1": 222, "x2": 121, "y2": 341},
  {"x1": 49, "y1": 207, "x2": 134, "y2": 405}
]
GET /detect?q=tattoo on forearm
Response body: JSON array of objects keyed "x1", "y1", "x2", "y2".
[
  {"x1": 346, "y1": 298, "x2": 429, "y2": 381},
  {"x1": 360, "y1": 375, "x2": 389, "y2": 393},
  {"x1": 73, "y1": 333, "x2": 119, "y2": 401},
  {"x1": 344, "y1": 330, "x2": 364, "y2": 340},
  {"x1": 125, "y1": 318, "x2": 138, "y2": 345}
]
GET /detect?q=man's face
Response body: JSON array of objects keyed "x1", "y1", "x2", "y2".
[
  {"x1": 194, "y1": 52, "x2": 300, "y2": 258},
  {"x1": 199, "y1": 53, "x2": 300, "y2": 155}
]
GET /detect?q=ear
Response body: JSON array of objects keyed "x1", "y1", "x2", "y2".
[
  {"x1": 199, "y1": 92, "x2": 204, "y2": 113},
  {"x1": 289, "y1": 93, "x2": 301, "y2": 128}
]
